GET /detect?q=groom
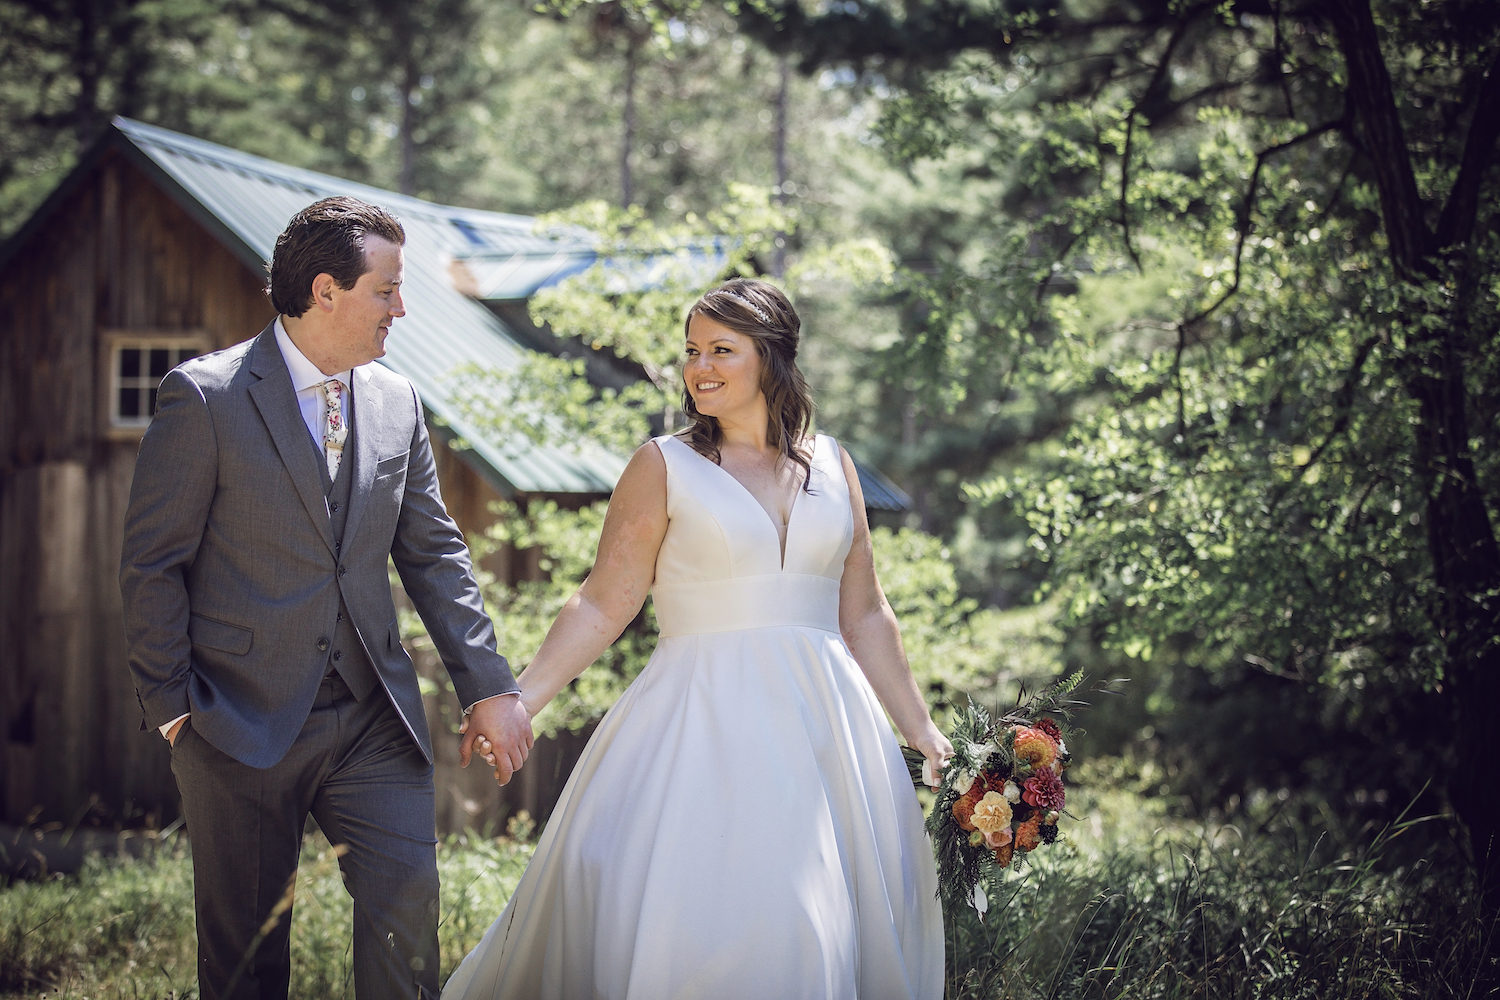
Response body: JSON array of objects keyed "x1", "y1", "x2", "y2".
[{"x1": 121, "y1": 196, "x2": 533, "y2": 1000}]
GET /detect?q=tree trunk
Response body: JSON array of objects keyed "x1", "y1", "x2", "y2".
[
  {"x1": 400, "y1": 53, "x2": 418, "y2": 197},
  {"x1": 621, "y1": 38, "x2": 638, "y2": 209},
  {"x1": 72, "y1": 0, "x2": 103, "y2": 144},
  {"x1": 1330, "y1": 0, "x2": 1500, "y2": 914},
  {"x1": 771, "y1": 54, "x2": 790, "y2": 277}
]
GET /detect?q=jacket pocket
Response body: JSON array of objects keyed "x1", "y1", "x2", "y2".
[
  {"x1": 374, "y1": 450, "x2": 410, "y2": 479},
  {"x1": 188, "y1": 613, "x2": 253, "y2": 655}
]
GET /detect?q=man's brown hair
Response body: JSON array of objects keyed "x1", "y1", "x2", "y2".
[{"x1": 268, "y1": 196, "x2": 406, "y2": 317}]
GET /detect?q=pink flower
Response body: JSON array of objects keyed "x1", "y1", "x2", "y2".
[
  {"x1": 1022, "y1": 766, "x2": 1066, "y2": 810},
  {"x1": 983, "y1": 826, "x2": 1013, "y2": 850}
]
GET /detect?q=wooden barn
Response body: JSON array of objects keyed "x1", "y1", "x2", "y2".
[{"x1": 0, "y1": 118, "x2": 911, "y2": 852}]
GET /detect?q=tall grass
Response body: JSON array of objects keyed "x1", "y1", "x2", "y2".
[
  {"x1": 946, "y1": 785, "x2": 1496, "y2": 999},
  {"x1": 0, "y1": 831, "x2": 531, "y2": 998},
  {"x1": 1, "y1": 797, "x2": 1490, "y2": 999}
]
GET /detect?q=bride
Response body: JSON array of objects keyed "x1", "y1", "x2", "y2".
[{"x1": 443, "y1": 278, "x2": 952, "y2": 1000}]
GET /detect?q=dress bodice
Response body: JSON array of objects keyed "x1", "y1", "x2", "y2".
[{"x1": 651, "y1": 433, "x2": 853, "y2": 637}]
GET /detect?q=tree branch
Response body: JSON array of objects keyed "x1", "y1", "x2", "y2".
[
  {"x1": 1327, "y1": 0, "x2": 1435, "y2": 278},
  {"x1": 1436, "y1": 47, "x2": 1500, "y2": 250},
  {"x1": 1034, "y1": 230, "x2": 1082, "y2": 302},
  {"x1": 1296, "y1": 334, "x2": 1380, "y2": 476},
  {"x1": 1179, "y1": 117, "x2": 1346, "y2": 333}
]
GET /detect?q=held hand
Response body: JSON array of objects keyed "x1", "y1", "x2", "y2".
[
  {"x1": 166, "y1": 717, "x2": 187, "y2": 747},
  {"x1": 460, "y1": 695, "x2": 534, "y2": 786}
]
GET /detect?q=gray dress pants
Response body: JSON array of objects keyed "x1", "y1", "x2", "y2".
[{"x1": 170, "y1": 674, "x2": 441, "y2": 1000}]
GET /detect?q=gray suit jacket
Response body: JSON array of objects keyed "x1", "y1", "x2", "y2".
[{"x1": 120, "y1": 323, "x2": 517, "y2": 768}]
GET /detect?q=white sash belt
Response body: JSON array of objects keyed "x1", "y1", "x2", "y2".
[{"x1": 652, "y1": 574, "x2": 841, "y2": 637}]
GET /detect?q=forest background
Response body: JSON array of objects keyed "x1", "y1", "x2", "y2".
[{"x1": 3, "y1": 0, "x2": 1499, "y2": 994}]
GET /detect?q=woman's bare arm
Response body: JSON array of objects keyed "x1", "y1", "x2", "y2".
[
  {"x1": 835, "y1": 445, "x2": 953, "y2": 776},
  {"x1": 515, "y1": 441, "x2": 670, "y2": 717}
]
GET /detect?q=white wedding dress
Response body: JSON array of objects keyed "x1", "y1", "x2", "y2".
[{"x1": 441, "y1": 434, "x2": 942, "y2": 1000}]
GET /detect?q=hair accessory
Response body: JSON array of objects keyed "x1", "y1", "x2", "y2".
[{"x1": 718, "y1": 291, "x2": 773, "y2": 327}]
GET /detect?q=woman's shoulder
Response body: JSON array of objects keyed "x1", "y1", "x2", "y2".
[{"x1": 612, "y1": 439, "x2": 670, "y2": 508}]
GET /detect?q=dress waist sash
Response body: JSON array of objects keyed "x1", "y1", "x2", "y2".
[{"x1": 652, "y1": 574, "x2": 841, "y2": 637}]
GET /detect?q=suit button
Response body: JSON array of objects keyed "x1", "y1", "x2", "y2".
[
  {"x1": 338, "y1": 566, "x2": 347, "y2": 577},
  {"x1": 336, "y1": 612, "x2": 344, "y2": 622},
  {"x1": 330, "y1": 501, "x2": 341, "y2": 512},
  {"x1": 317, "y1": 638, "x2": 330, "y2": 651},
  {"x1": 333, "y1": 650, "x2": 343, "y2": 661}
]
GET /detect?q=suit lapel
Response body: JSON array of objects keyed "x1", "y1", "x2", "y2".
[
  {"x1": 246, "y1": 325, "x2": 338, "y2": 557},
  {"x1": 339, "y1": 363, "x2": 382, "y2": 549}
]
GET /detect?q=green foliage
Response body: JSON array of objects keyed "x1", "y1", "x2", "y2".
[
  {"x1": 871, "y1": 527, "x2": 1049, "y2": 729},
  {"x1": 0, "y1": 0, "x2": 874, "y2": 238},
  {"x1": 528, "y1": 185, "x2": 793, "y2": 394},
  {"x1": 447, "y1": 354, "x2": 661, "y2": 458}
]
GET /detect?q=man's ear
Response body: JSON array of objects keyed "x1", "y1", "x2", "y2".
[{"x1": 309, "y1": 272, "x2": 339, "y2": 313}]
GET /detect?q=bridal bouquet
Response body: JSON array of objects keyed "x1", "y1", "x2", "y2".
[{"x1": 904, "y1": 672, "x2": 1085, "y2": 915}]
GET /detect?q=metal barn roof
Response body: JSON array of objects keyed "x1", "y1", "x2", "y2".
[{"x1": 110, "y1": 117, "x2": 625, "y2": 496}]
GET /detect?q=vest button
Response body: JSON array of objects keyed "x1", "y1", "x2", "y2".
[
  {"x1": 317, "y1": 638, "x2": 330, "y2": 651},
  {"x1": 338, "y1": 566, "x2": 347, "y2": 577},
  {"x1": 330, "y1": 501, "x2": 341, "y2": 512},
  {"x1": 333, "y1": 650, "x2": 343, "y2": 661}
]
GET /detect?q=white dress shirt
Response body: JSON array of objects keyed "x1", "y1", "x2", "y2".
[{"x1": 274, "y1": 316, "x2": 355, "y2": 449}]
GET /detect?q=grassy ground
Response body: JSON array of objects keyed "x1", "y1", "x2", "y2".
[
  {"x1": 2, "y1": 787, "x2": 1492, "y2": 999},
  {"x1": 0, "y1": 831, "x2": 530, "y2": 999}
]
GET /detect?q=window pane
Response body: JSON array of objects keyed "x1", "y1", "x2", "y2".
[
  {"x1": 119, "y1": 348, "x2": 141, "y2": 378},
  {"x1": 119, "y1": 387, "x2": 140, "y2": 418},
  {"x1": 148, "y1": 387, "x2": 159, "y2": 415},
  {"x1": 149, "y1": 348, "x2": 172, "y2": 378}
]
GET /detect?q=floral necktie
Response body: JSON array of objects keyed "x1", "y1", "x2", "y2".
[{"x1": 321, "y1": 378, "x2": 348, "y2": 481}]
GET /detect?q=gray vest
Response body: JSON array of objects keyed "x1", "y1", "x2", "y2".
[{"x1": 315, "y1": 386, "x2": 379, "y2": 701}]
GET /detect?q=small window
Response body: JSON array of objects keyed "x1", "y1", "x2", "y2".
[{"x1": 102, "y1": 333, "x2": 210, "y2": 433}]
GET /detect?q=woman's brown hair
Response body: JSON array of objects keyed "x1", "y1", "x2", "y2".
[{"x1": 680, "y1": 278, "x2": 816, "y2": 491}]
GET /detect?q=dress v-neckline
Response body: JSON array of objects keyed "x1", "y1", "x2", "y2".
[{"x1": 676, "y1": 435, "x2": 815, "y2": 571}]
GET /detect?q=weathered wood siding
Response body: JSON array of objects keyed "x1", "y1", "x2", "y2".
[
  {"x1": 0, "y1": 151, "x2": 273, "y2": 830},
  {"x1": 1, "y1": 150, "x2": 596, "y2": 837}
]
